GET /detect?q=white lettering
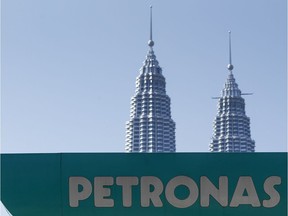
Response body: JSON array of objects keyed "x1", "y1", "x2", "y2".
[
  {"x1": 141, "y1": 176, "x2": 163, "y2": 207},
  {"x1": 230, "y1": 176, "x2": 260, "y2": 207},
  {"x1": 69, "y1": 177, "x2": 92, "y2": 207},
  {"x1": 263, "y1": 176, "x2": 281, "y2": 208},
  {"x1": 200, "y1": 176, "x2": 228, "y2": 207},
  {"x1": 165, "y1": 176, "x2": 198, "y2": 208},
  {"x1": 68, "y1": 175, "x2": 282, "y2": 209},
  {"x1": 94, "y1": 177, "x2": 114, "y2": 207},
  {"x1": 116, "y1": 177, "x2": 139, "y2": 207}
]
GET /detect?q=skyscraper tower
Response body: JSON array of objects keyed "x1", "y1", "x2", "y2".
[
  {"x1": 125, "y1": 7, "x2": 176, "y2": 152},
  {"x1": 209, "y1": 31, "x2": 255, "y2": 152}
]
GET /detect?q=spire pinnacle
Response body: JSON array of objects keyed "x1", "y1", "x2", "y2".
[
  {"x1": 148, "y1": 6, "x2": 154, "y2": 48},
  {"x1": 227, "y1": 31, "x2": 234, "y2": 72}
]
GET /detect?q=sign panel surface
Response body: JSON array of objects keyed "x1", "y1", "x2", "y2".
[{"x1": 1, "y1": 153, "x2": 287, "y2": 216}]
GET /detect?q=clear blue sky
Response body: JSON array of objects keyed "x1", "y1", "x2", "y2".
[{"x1": 2, "y1": 0, "x2": 287, "y2": 153}]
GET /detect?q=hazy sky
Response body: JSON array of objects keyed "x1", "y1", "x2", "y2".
[{"x1": 2, "y1": 0, "x2": 287, "y2": 153}]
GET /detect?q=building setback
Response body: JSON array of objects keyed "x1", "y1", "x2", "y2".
[
  {"x1": 209, "y1": 32, "x2": 255, "y2": 152},
  {"x1": 125, "y1": 7, "x2": 176, "y2": 152}
]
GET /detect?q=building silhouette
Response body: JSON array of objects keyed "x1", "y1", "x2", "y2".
[
  {"x1": 209, "y1": 32, "x2": 255, "y2": 152},
  {"x1": 125, "y1": 7, "x2": 176, "y2": 152}
]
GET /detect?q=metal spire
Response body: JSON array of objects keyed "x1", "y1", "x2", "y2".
[
  {"x1": 227, "y1": 31, "x2": 234, "y2": 72},
  {"x1": 148, "y1": 6, "x2": 154, "y2": 48}
]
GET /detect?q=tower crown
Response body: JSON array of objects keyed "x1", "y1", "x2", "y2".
[
  {"x1": 222, "y1": 73, "x2": 241, "y2": 97},
  {"x1": 125, "y1": 7, "x2": 176, "y2": 153},
  {"x1": 209, "y1": 32, "x2": 255, "y2": 153}
]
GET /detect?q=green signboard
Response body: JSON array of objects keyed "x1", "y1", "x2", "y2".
[{"x1": 1, "y1": 153, "x2": 287, "y2": 215}]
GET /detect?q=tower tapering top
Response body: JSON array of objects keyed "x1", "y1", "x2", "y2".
[
  {"x1": 148, "y1": 6, "x2": 154, "y2": 48},
  {"x1": 227, "y1": 31, "x2": 234, "y2": 72}
]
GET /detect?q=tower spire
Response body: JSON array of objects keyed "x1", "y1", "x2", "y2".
[
  {"x1": 148, "y1": 6, "x2": 154, "y2": 48},
  {"x1": 227, "y1": 31, "x2": 234, "y2": 72}
]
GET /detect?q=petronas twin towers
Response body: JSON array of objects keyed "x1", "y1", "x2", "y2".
[{"x1": 125, "y1": 7, "x2": 255, "y2": 153}]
